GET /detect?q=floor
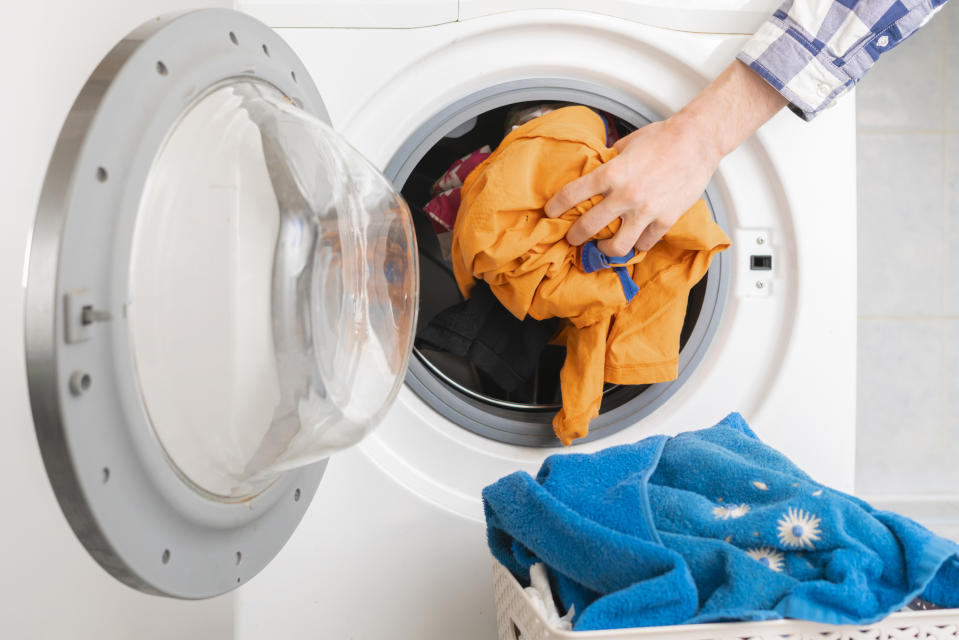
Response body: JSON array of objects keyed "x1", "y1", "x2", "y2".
[{"x1": 855, "y1": 1, "x2": 959, "y2": 503}]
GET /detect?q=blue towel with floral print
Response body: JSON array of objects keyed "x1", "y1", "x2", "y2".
[{"x1": 483, "y1": 413, "x2": 959, "y2": 631}]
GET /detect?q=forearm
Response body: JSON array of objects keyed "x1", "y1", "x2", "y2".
[{"x1": 669, "y1": 60, "x2": 788, "y2": 161}]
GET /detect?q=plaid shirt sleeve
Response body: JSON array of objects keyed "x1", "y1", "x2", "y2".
[{"x1": 737, "y1": 0, "x2": 949, "y2": 120}]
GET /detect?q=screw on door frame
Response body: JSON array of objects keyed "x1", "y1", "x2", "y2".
[{"x1": 69, "y1": 371, "x2": 92, "y2": 396}]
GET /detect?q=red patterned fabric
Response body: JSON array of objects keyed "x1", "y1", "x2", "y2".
[{"x1": 424, "y1": 146, "x2": 491, "y2": 233}]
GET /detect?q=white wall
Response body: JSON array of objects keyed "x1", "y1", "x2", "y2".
[
  {"x1": 0, "y1": 1, "x2": 235, "y2": 638},
  {"x1": 855, "y1": 2, "x2": 959, "y2": 521}
]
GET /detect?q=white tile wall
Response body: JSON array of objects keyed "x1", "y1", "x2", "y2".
[
  {"x1": 946, "y1": 134, "x2": 959, "y2": 313},
  {"x1": 857, "y1": 318, "x2": 951, "y2": 494},
  {"x1": 857, "y1": 133, "x2": 942, "y2": 317},
  {"x1": 856, "y1": 0, "x2": 959, "y2": 500}
]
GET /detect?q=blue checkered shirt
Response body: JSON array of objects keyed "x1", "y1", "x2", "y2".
[{"x1": 737, "y1": 0, "x2": 950, "y2": 120}]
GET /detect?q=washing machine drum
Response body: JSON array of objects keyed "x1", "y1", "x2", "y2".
[{"x1": 26, "y1": 9, "x2": 416, "y2": 598}]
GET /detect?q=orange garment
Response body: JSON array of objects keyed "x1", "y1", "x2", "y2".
[{"x1": 452, "y1": 106, "x2": 730, "y2": 445}]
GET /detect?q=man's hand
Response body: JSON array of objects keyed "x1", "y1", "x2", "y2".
[
  {"x1": 544, "y1": 116, "x2": 722, "y2": 256},
  {"x1": 544, "y1": 61, "x2": 789, "y2": 256}
]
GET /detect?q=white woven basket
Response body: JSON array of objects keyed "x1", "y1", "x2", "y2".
[{"x1": 492, "y1": 559, "x2": 959, "y2": 640}]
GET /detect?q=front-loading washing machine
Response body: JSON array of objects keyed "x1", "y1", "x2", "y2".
[{"x1": 3, "y1": 1, "x2": 857, "y2": 638}]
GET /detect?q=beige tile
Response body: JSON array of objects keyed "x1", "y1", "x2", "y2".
[
  {"x1": 858, "y1": 133, "x2": 944, "y2": 316},
  {"x1": 942, "y1": 319, "x2": 959, "y2": 491},
  {"x1": 857, "y1": 318, "x2": 948, "y2": 494},
  {"x1": 947, "y1": 135, "x2": 959, "y2": 313}
]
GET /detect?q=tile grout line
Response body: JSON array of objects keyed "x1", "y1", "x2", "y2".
[
  {"x1": 859, "y1": 315, "x2": 959, "y2": 320},
  {"x1": 859, "y1": 316, "x2": 959, "y2": 322},
  {"x1": 858, "y1": 129, "x2": 959, "y2": 135},
  {"x1": 943, "y1": 6, "x2": 949, "y2": 135},
  {"x1": 941, "y1": 319, "x2": 947, "y2": 451},
  {"x1": 941, "y1": 6, "x2": 948, "y2": 450}
]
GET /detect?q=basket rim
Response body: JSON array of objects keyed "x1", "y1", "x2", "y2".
[{"x1": 492, "y1": 556, "x2": 959, "y2": 638}]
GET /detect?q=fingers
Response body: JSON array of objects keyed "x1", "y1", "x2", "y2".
[
  {"x1": 544, "y1": 167, "x2": 608, "y2": 218},
  {"x1": 565, "y1": 197, "x2": 622, "y2": 246},
  {"x1": 634, "y1": 220, "x2": 670, "y2": 252},
  {"x1": 596, "y1": 215, "x2": 648, "y2": 257}
]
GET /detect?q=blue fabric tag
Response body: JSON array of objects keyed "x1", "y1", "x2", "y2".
[
  {"x1": 613, "y1": 267, "x2": 640, "y2": 302},
  {"x1": 581, "y1": 241, "x2": 639, "y2": 302}
]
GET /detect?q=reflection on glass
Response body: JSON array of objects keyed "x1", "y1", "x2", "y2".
[{"x1": 129, "y1": 81, "x2": 418, "y2": 499}]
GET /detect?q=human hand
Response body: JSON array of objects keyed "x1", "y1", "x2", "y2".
[
  {"x1": 543, "y1": 61, "x2": 789, "y2": 256},
  {"x1": 543, "y1": 115, "x2": 722, "y2": 256}
]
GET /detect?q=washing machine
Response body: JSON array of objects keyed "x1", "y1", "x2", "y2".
[{"x1": 5, "y1": 1, "x2": 857, "y2": 638}]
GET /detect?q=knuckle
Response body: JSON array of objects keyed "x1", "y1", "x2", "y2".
[
  {"x1": 590, "y1": 208, "x2": 618, "y2": 231},
  {"x1": 549, "y1": 198, "x2": 570, "y2": 215},
  {"x1": 606, "y1": 169, "x2": 630, "y2": 191},
  {"x1": 547, "y1": 192, "x2": 574, "y2": 216},
  {"x1": 556, "y1": 185, "x2": 577, "y2": 204},
  {"x1": 622, "y1": 184, "x2": 645, "y2": 205},
  {"x1": 556, "y1": 180, "x2": 596, "y2": 211},
  {"x1": 581, "y1": 218, "x2": 605, "y2": 238}
]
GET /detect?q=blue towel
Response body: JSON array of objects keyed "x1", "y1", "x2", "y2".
[{"x1": 483, "y1": 413, "x2": 959, "y2": 631}]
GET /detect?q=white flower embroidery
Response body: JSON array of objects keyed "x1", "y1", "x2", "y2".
[
  {"x1": 713, "y1": 503, "x2": 750, "y2": 520},
  {"x1": 777, "y1": 507, "x2": 822, "y2": 549},
  {"x1": 746, "y1": 546, "x2": 785, "y2": 572},
  {"x1": 753, "y1": 481, "x2": 769, "y2": 491}
]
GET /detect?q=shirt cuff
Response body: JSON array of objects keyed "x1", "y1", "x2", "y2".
[
  {"x1": 738, "y1": 0, "x2": 949, "y2": 121},
  {"x1": 736, "y1": 18, "x2": 852, "y2": 122}
]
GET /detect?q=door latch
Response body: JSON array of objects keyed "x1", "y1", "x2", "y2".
[{"x1": 65, "y1": 290, "x2": 111, "y2": 343}]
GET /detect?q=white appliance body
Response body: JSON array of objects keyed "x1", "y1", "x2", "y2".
[
  {"x1": 2, "y1": 2, "x2": 856, "y2": 639},
  {"x1": 234, "y1": 6, "x2": 857, "y2": 640}
]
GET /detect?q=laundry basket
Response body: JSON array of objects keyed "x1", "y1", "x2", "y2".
[{"x1": 492, "y1": 559, "x2": 959, "y2": 640}]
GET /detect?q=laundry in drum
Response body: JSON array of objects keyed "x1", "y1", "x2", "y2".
[
  {"x1": 410, "y1": 103, "x2": 619, "y2": 406},
  {"x1": 483, "y1": 412, "x2": 959, "y2": 632},
  {"x1": 450, "y1": 105, "x2": 729, "y2": 444},
  {"x1": 417, "y1": 281, "x2": 559, "y2": 395},
  {"x1": 423, "y1": 145, "x2": 491, "y2": 242},
  {"x1": 414, "y1": 137, "x2": 559, "y2": 404},
  {"x1": 503, "y1": 102, "x2": 623, "y2": 146},
  {"x1": 420, "y1": 104, "x2": 620, "y2": 258}
]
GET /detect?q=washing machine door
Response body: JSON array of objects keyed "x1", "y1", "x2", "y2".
[{"x1": 24, "y1": 9, "x2": 418, "y2": 599}]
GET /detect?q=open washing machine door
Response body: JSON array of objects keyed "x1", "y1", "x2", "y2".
[{"x1": 24, "y1": 8, "x2": 418, "y2": 599}]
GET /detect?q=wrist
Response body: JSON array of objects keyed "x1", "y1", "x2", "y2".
[
  {"x1": 668, "y1": 60, "x2": 788, "y2": 162},
  {"x1": 664, "y1": 107, "x2": 726, "y2": 169}
]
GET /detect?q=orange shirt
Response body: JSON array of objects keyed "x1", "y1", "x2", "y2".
[{"x1": 452, "y1": 106, "x2": 730, "y2": 445}]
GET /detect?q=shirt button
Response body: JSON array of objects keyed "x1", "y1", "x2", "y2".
[
  {"x1": 817, "y1": 83, "x2": 830, "y2": 97},
  {"x1": 877, "y1": 34, "x2": 890, "y2": 47}
]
